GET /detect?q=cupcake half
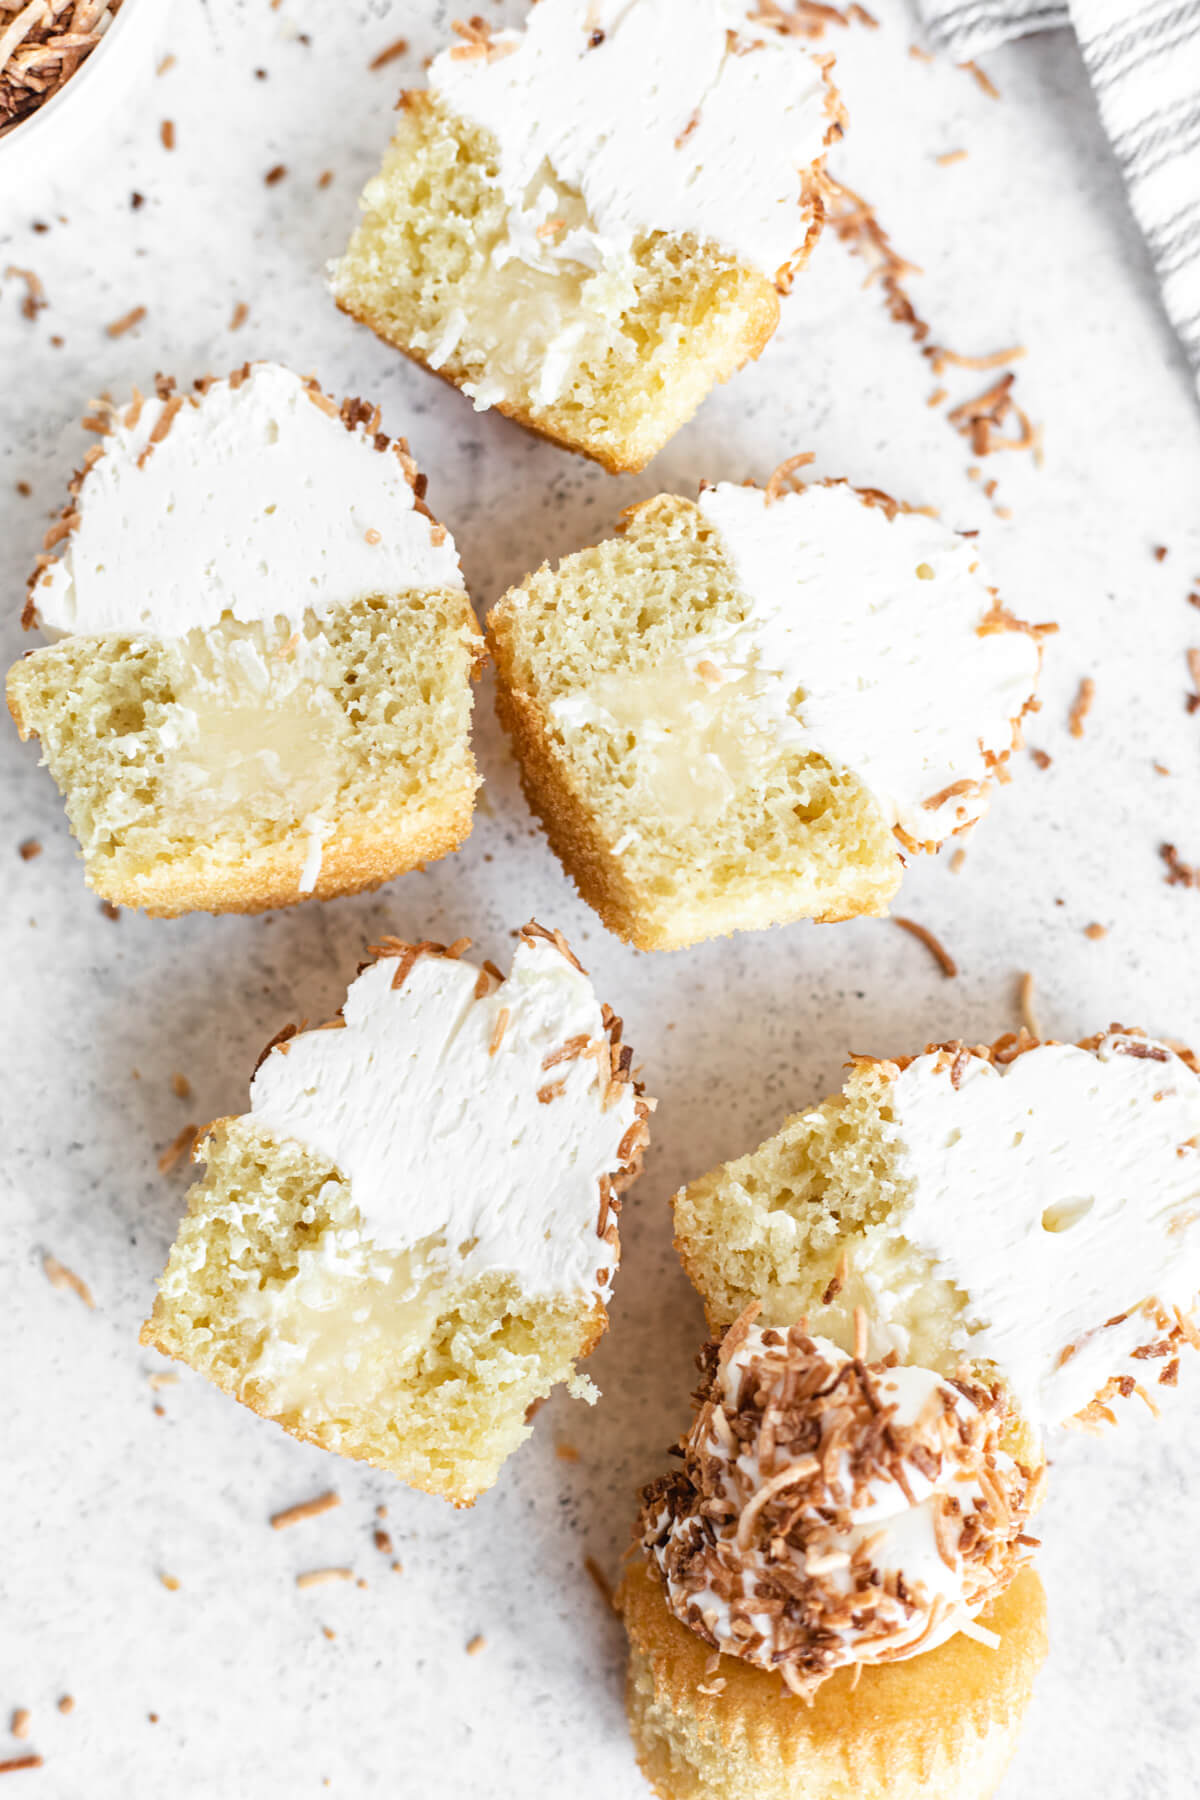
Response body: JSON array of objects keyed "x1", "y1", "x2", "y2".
[
  {"x1": 674, "y1": 1027, "x2": 1200, "y2": 1430},
  {"x1": 142, "y1": 927, "x2": 652, "y2": 1505},
  {"x1": 7, "y1": 362, "x2": 483, "y2": 915},
  {"x1": 331, "y1": 0, "x2": 843, "y2": 473},
  {"x1": 488, "y1": 479, "x2": 1049, "y2": 951},
  {"x1": 620, "y1": 1318, "x2": 1047, "y2": 1800}
]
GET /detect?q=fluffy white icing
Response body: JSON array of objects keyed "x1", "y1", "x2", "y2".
[
  {"x1": 873, "y1": 1033, "x2": 1200, "y2": 1425},
  {"x1": 692, "y1": 481, "x2": 1042, "y2": 842},
  {"x1": 35, "y1": 362, "x2": 463, "y2": 638},
  {"x1": 249, "y1": 937, "x2": 639, "y2": 1301},
  {"x1": 652, "y1": 1331, "x2": 1010, "y2": 1669},
  {"x1": 430, "y1": 0, "x2": 833, "y2": 279}
]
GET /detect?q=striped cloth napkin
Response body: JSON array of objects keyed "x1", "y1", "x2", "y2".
[{"x1": 917, "y1": 0, "x2": 1200, "y2": 380}]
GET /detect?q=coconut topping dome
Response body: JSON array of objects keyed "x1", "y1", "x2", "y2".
[{"x1": 639, "y1": 1315, "x2": 1041, "y2": 1697}]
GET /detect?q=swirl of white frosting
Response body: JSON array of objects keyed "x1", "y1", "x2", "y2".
[{"x1": 641, "y1": 1322, "x2": 1036, "y2": 1694}]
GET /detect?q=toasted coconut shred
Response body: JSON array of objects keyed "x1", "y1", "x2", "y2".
[
  {"x1": 1017, "y1": 971, "x2": 1041, "y2": 1038},
  {"x1": 1068, "y1": 676, "x2": 1095, "y2": 738},
  {"x1": 368, "y1": 34, "x2": 408, "y2": 70},
  {"x1": 270, "y1": 1491, "x2": 341, "y2": 1531},
  {"x1": 105, "y1": 303, "x2": 146, "y2": 338},
  {"x1": 42, "y1": 1252, "x2": 94, "y2": 1307},
  {"x1": 639, "y1": 1323, "x2": 1037, "y2": 1698},
  {"x1": 1161, "y1": 843, "x2": 1199, "y2": 889},
  {"x1": 157, "y1": 1122, "x2": 199, "y2": 1174},
  {"x1": 295, "y1": 1567, "x2": 352, "y2": 1591},
  {"x1": 893, "y1": 915, "x2": 958, "y2": 978},
  {"x1": 818, "y1": 172, "x2": 1039, "y2": 495},
  {"x1": 5, "y1": 263, "x2": 45, "y2": 318}
]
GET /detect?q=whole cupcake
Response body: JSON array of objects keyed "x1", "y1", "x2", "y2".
[{"x1": 619, "y1": 1312, "x2": 1047, "y2": 1800}]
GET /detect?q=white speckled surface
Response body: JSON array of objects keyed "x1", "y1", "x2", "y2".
[{"x1": 3, "y1": 2, "x2": 1200, "y2": 1794}]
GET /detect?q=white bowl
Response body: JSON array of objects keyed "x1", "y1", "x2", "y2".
[{"x1": 0, "y1": 0, "x2": 168, "y2": 200}]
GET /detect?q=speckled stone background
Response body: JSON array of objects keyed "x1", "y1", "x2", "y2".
[{"x1": 3, "y1": 1, "x2": 1200, "y2": 1794}]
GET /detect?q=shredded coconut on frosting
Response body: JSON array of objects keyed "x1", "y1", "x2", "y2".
[
  {"x1": 430, "y1": 0, "x2": 840, "y2": 284},
  {"x1": 27, "y1": 362, "x2": 463, "y2": 638},
  {"x1": 639, "y1": 1316, "x2": 1038, "y2": 1695},
  {"x1": 854, "y1": 1028, "x2": 1200, "y2": 1426},
  {"x1": 249, "y1": 927, "x2": 650, "y2": 1303}
]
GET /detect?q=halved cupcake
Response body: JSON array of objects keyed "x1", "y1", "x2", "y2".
[
  {"x1": 674, "y1": 1027, "x2": 1200, "y2": 1429},
  {"x1": 489, "y1": 478, "x2": 1049, "y2": 951},
  {"x1": 7, "y1": 361, "x2": 483, "y2": 915},
  {"x1": 621, "y1": 1315, "x2": 1047, "y2": 1800},
  {"x1": 331, "y1": 0, "x2": 843, "y2": 472},
  {"x1": 142, "y1": 927, "x2": 652, "y2": 1505}
]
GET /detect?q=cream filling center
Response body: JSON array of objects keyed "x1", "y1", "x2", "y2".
[
  {"x1": 151, "y1": 618, "x2": 348, "y2": 881},
  {"x1": 408, "y1": 160, "x2": 640, "y2": 409},
  {"x1": 550, "y1": 654, "x2": 779, "y2": 830},
  {"x1": 242, "y1": 1232, "x2": 452, "y2": 1421},
  {"x1": 797, "y1": 1229, "x2": 973, "y2": 1375}
]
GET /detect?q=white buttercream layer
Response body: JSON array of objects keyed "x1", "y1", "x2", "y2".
[
  {"x1": 36, "y1": 362, "x2": 463, "y2": 638},
  {"x1": 695, "y1": 482, "x2": 1041, "y2": 841},
  {"x1": 873, "y1": 1034, "x2": 1200, "y2": 1425},
  {"x1": 430, "y1": 0, "x2": 832, "y2": 281},
  {"x1": 249, "y1": 938, "x2": 638, "y2": 1301}
]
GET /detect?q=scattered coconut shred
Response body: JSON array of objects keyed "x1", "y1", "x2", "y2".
[
  {"x1": 42, "y1": 1252, "x2": 94, "y2": 1307},
  {"x1": 5, "y1": 264, "x2": 45, "y2": 319},
  {"x1": 295, "y1": 1568, "x2": 352, "y2": 1591},
  {"x1": 817, "y1": 167, "x2": 1040, "y2": 508},
  {"x1": 0, "y1": 0, "x2": 124, "y2": 135},
  {"x1": 157, "y1": 1123, "x2": 198, "y2": 1175},
  {"x1": 893, "y1": 915, "x2": 958, "y2": 977},
  {"x1": 1161, "y1": 844, "x2": 1199, "y2": 889},
  {"x1": 1068, "y1": 676, "x2": 1095, "y2": 738},
  {"x1": 270, "y1": 1491, "x2": 341, "y2": 1531}
]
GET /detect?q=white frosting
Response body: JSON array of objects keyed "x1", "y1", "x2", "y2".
[
  {"x1": 652, "y1": 1331, "x2": 1011, "y2": 1671},
  {"x1": 249, "y1": 937, "x2": 639, "y2": 1301},
  {"x1": 35, "y1": 362, "x2": 463, "y2": 638},
  {"x1": 430, "y1": 0, "x2": 832, "y2": 279},
  {"x1": 872, "y1": 1033, "x2": 1200, "y2": 1425},
  {"x1": 691, "y1": 482, "x2": 1042, "y2": 842}
]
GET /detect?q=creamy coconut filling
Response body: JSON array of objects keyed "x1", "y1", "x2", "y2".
[
  {"x1": 551, "y1": 654, "x2": 780, "y2": 827},
  {"x1": 145, "y1": 618, "x2": 346, "y2": 884},
  {"x1": 249, "y1": 932, "x2": 646, "y2": 1305},
  {"x1": 846, "y1": 1033, "x2": 1200, "y2": 1427},
  {"x1": 421, "y1": 0, "x2": 834, "y2": 411},
  {"x1": 640, "y1": 1322, "x2": 1037, "y2": 1695},
  {"x1": 239, "y1": 1224, "x2": 459, "y2": 1420},
  {"x1": 548, "y1": 483, "x2": 1042, "y2": 846},
  {"x1": 407, "y1": 158, "x2": 642, "y2": 411}
]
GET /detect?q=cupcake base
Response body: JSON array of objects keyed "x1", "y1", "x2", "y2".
[{"x1": 618, "y1": 1560, "x2": 1047, "y2": 1800}]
